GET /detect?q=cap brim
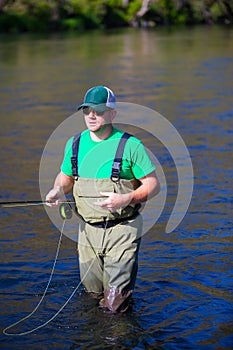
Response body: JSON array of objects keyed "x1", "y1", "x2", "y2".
[{"x1": 77, "y1": 103, "x2": 107, "y2": 113}]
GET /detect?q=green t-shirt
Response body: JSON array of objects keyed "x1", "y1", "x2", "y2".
[{"x1": 61, "y1": 127, "x2": 155, "y2": 180}]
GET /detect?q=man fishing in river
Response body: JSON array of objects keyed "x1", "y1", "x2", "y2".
[{"x1": 46, "y1": 86, "x2": 160, "y2": 313}]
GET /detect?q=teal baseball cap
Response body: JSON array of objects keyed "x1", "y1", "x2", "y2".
[{"x1": 77, "y1": 86, "x2": 116, "y2": 112}]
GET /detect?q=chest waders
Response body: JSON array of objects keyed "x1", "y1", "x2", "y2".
[
  {"x1": 71, "y1": 132, "x2": 143, "y2": 312},
  {"x1": 71, "y1": 132, "x2": 141, "y2": 224}
]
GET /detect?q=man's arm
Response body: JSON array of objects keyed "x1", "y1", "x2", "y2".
[
  {"x1": 129, "y1": 170, "x2": 160, "y2": 204},
  {"x1": 45, "y1": 171, "x2": 74, "y2": 207},
  {"x1": 96, "y1": 170, "x2": 160, "y2": 212}
]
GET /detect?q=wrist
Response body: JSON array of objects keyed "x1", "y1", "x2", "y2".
[
  {"x1": 54, "y1": 186, "x2": 62, "y2": 195},
  {"x1": 53, "y1": 186, "x2": 64, "y2": 199},
  {"x1": 126, "y1": 192, "x2": 135, "y2": 205}
]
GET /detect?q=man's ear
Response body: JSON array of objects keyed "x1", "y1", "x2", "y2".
[{"x1": 111, "y1": 110, "x2": 117, "y2": 122}]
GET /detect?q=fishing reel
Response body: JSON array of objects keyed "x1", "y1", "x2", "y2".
[{"x1": 59, "y1": 202, "x2": 73, "y2": 220}]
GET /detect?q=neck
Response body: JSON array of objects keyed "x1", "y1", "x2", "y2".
[{"x1": 90, "y1": 124, "x2": 113, "y2": 142}]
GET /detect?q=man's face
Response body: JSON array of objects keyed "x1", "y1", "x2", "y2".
[{"x1": 83, "y1": 108, "x2": 116, "y2": 132}]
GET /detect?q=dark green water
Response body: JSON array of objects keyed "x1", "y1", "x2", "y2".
[{"x1": 0, "y1": 26, "x2": 232, "y2": 349}]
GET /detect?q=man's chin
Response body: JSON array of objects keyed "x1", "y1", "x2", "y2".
[{"x1": 89, "y1": 124, "x2": 109, "y2": 133}]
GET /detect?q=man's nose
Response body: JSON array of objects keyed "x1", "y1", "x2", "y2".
[{"x1": 89, "y1": 110, "x2": 96, "y2": 117}]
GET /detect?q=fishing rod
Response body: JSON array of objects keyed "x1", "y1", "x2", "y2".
[
  {"x1": 0, "y1": 196, "x2": 105, "y2": 208},
  {"x1": 0, "y1": 200, "x2": 55, "y2": 208},
  {"x1": 0, "y1": 201, "x2": 74, "y2": 221},
  {"x1": 0, "y1": 200, "x2": 75, "y2": 220},
  {"x1": 0, "y1": 200, "x2": 77, "y2": 208}
]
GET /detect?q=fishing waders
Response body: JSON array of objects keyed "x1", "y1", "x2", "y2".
[{"x1": 72, "y1": 132, "x2": 142, "y2": 312}]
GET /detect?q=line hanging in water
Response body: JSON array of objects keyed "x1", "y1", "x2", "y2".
[{"x1": 3, "y1": 219, "x2": 97, "y2": 336}]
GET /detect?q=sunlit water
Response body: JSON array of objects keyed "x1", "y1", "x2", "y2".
[{"x1": 0, "y1": 26, "x2": 232, "y2": 349}]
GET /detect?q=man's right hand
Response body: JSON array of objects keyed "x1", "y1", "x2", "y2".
[
  {"x1": 45, "y1": 187, "x2": 62, "y2": 207},
  {"x1": 45, "y1": 172, "x2": 74, "y2": 207}
]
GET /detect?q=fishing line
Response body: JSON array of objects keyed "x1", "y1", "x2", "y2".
[{"x1": 3, "y1": 219, "x2": 96, "y2": 336}]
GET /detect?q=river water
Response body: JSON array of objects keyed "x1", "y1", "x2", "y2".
[{"x1": 0, "y1": 26, "x2": 232, "y2": 349}]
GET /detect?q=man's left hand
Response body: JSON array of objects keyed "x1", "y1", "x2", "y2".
[{"x1": 94, "y1": 192, "x2": 132, "y2": 212}]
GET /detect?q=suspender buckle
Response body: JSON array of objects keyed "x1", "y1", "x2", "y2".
[
  {"x1": 71, "y1": 156, "x2": 78, "y2": 180},
  {"x1": 110, "y1": 132, "x2": 132, "y2": 182},
  {"x1": 111, "y1": 161, "x2": 121, "y2": 182},
  {"x1": 112, "y1": 161, "x2": 121, "y2": 171}
]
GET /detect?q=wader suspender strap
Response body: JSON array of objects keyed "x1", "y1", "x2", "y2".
[
  {"x1": 110, "y1": 132, "x2": 132, "y2": 182},
  {"x1": 71, "y1": 133, "x2": 80, "y2": 180},
  {"x1": 71, "y1": 132, "x2": 132, "y2": 181}
]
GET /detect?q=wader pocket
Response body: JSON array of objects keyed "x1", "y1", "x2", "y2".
[{"x1": 73, "y1": 178, "x2": 140, "y2": 223}]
